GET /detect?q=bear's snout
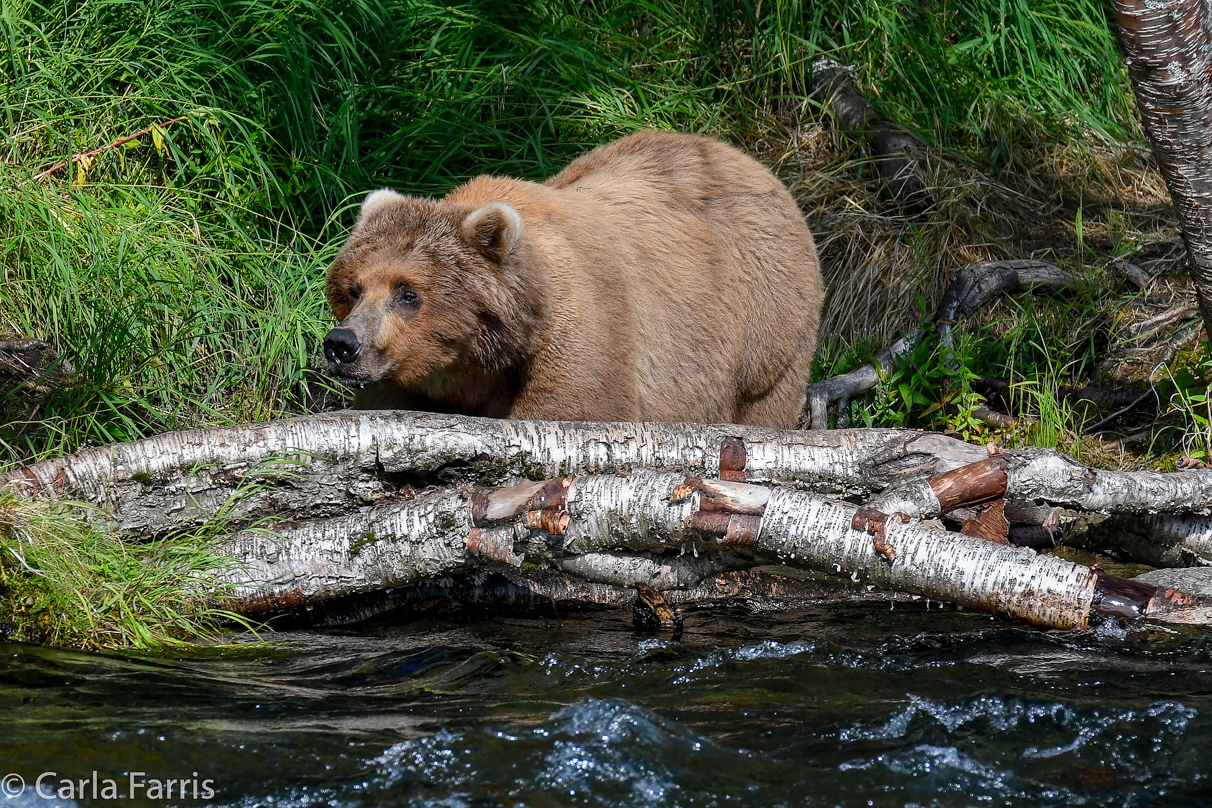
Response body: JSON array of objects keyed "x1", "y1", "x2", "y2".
[{"x1": 323, "y1": 328, "x2": 363, "y2": 365}]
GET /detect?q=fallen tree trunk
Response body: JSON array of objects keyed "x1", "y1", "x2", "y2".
[
  {"x1": 1075, "y1": 514, "x2": 1212, "y2": 568},
  {"x1": 7, "y1": 411, "x2": 1212, "y2": 542},
  {"x1": 213, "y1": 468, "x2": 1212, "y2": 629},
  {"x1": 0, "y1": 411, "x2": 988, "y2": 534}
]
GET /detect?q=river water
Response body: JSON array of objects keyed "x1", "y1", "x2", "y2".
[{"x1": 2, "y1": 602, "x2": 1211, "y2": 807}]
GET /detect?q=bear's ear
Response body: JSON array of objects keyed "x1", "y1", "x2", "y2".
[
  {"x1": 461, "y1": 202, "x2": 524, "y2": 263},
  {"x1": 357, "y1": 189, "x2": 406, "y2": 223}
]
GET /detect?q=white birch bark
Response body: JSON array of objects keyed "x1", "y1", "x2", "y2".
[
  {"x1": 0, "y1": 412, "x2": 985, "y2": 534},
  {"x1": 1008, "y1": 449, "x2": 1212, "y2": 514},
  {"x1": 756, "y1": 487, "x2": 1096, "y2": 628},
  {"x1": 7, "y1": 412, "x2": 1212, "y2": 555},
  {"x1": 215, "y1": 488, "x2": 472, "y2": 611},
  {"x1": 1113, "y1": 0, "x2": 1212, "y2": 338},
  {"x1": 211, "y1": 470, "x2": 1211, "y2": 629}
]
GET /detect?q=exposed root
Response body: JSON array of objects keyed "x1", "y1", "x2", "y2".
[{"x1": 807, "y1": 260, "x2": 1083, "y2": 427}]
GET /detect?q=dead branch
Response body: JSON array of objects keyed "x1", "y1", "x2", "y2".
[{"x1": 23, "y1": 117, "x2": 187, "y2": 186}]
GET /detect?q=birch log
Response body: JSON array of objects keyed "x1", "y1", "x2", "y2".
[
  {"x1": 6, "y1": 412, "x2": 1212, "y2": 535},
  {"x1": 0, "y1": 411, "x2": 987, "y2": 534},
  {"x1": 214, "y1": 470, "x2": 1212, "y2": 629},
  {"x1": 1113, "y1": 0, "x2": 1212, "y2": 341}
]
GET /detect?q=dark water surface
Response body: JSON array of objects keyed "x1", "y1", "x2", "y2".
[{"x1": 3, "y1": 603, "x2": 1212, "y2": 807}]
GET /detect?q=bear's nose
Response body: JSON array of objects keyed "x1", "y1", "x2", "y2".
[{"x1": 324, "y1": 328, "x2": 363, "y2": 365}]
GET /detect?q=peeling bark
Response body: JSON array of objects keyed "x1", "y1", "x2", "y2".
[
  {"x1": 212, "y1": 468, "x2": 1212, "y2": 629},
  {"x1": 0, "y1": 412, "x2": 988, "y2": 534}
]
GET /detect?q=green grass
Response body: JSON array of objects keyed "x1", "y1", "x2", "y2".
[
  {"x1": 0, "y1": 486, "x2": 255, "y2": 649},
  {"x1": 0, "y1": 0, "x2": 1137, "y2": 469}
]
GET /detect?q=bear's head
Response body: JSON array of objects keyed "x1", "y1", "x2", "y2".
[{"x1": 324, "y1": 190, "x2": 543, "y2": 393}]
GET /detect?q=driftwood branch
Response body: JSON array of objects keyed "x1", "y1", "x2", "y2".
[{"x1": 811, "y1": 61, "x2": 930, "y2": 211}]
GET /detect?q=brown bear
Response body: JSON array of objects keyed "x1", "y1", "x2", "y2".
[{"x1": 324, "y1": 130, "x2": 824, "y2": 428}]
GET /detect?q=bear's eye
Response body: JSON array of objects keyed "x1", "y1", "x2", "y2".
[
  {"x1": 347, "y1": 283, "x2": 362, "y2": 302},
  {"x1": 394, "y1": 283, "x2": 420, "y2": 308}
]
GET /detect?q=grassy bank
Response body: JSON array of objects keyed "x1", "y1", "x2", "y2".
[
  {"x1": 2, "y1": 0, "x2": 1207, "y2": 647},
  {"x1": 1, "y1": 0, "x2": 1141, "y2": 466}
]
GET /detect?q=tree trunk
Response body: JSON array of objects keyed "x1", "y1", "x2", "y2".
[{"x1": 1113, "y1": 0, "x2": 1212, "y2": 341}]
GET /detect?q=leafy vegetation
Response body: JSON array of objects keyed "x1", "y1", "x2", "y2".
[
  {"x1": 1169, "y1": 348, "x2": 1212, "y2": 462},
  {"x1": 0, "y1": 0, "x2": 1138, "y2": 466}
]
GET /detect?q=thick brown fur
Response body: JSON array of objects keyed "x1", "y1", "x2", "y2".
[{"x1": 325, "y1": 131, "x2": 824, "y2": 428}]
